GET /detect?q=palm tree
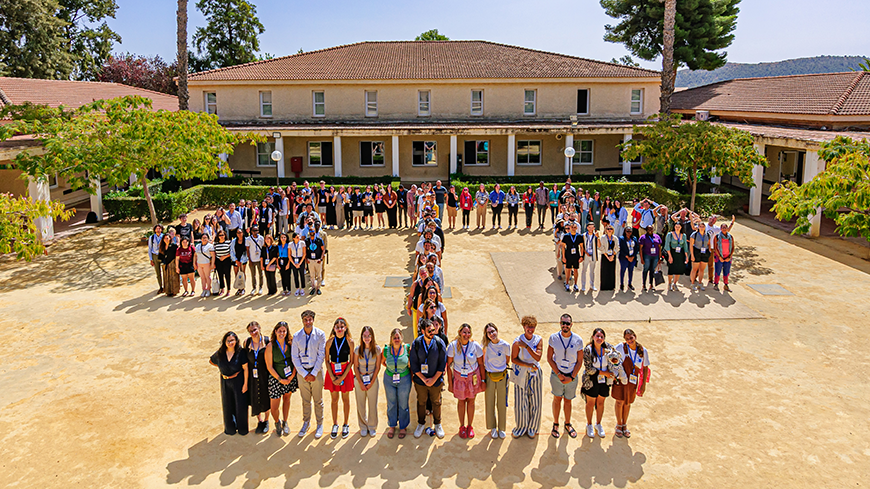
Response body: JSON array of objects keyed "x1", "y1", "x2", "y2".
[
  {"x1": 660, "y1": 0, "x2": 676, "y2": 114},
  {"x1": 176, "y1": 0, "x2": 189, "y2": 110}
]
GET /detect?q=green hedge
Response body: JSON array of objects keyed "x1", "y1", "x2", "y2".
[
  {"x1": 449, "y1": 173, "x2": 656, "y2": 184},
  {"x1": 202, "y1": 175, "x2": 400, "y2": 187},
  {"x1": 103, "y1": 186, "x2": 202, "y2": 222}
]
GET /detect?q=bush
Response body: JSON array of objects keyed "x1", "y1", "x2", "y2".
[
  {"x1": 202, "y1": 175, "x2": 399, "y2": 187},
  {"x1": 103, "y1": 186, "x2": 201, "y2": 222},
  {"x1": 449, "y1": 173, "x2": 656, "y2": 184}
]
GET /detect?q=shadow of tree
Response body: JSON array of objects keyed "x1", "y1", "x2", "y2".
[{"x1": 731, "y1": 245, "x2": 774, "y2": 282}]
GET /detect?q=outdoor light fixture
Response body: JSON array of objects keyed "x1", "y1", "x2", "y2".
[
  {"x1": 272, "y1": 132, "x2": 281, "y2": 138},
  {"x1": 271, "y1": 150, "x2": 283, "y2": 186}
]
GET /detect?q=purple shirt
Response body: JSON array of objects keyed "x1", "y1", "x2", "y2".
[{"x1": 638, "y1": 233, "x2": 662, "y2": 257}]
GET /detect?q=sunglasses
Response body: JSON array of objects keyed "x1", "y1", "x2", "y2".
[{"x1": 560, "y1": 321, "x2": 572, "y2": 325}]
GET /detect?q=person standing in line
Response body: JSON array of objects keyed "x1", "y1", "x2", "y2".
[
  {"x1": 614, "y1": 200, "x2": 628, "y2": 239},
  {"x1": 213, "y1": 230, "x2": 233, "y2": 297},
  {"x1": 633, "y1": 199, "x2": 663, "y2": 231},
  {"x1": 260, "y1": 234, "x2": 279, "y2": 296},
  {"x1": 446, "y1": 323, "x2": 485, "y2": 439},
  {"x1": 712, "y1": 222, "x2": 735, "y2": 292},
  {"x1": 291, "y1": 310, "x2": 326, "y2": 439},
  {"x1": 489, "y1": 184, "x2": 506, "y2": 229},
  {"x1": 619, "y1": 227, "x2": 639, "y2": 292},
  {"x1": 374, "y1": 185, "x2": 387, "y2": 229},
  {"x1": 175, "y1": 213, "x2": 193, "y2": 244},
  {"x1": 410, "y1": 319, "x2": 448, "y2": 439},
  {"x1": 276, "y1": 233, "x2": 292, "y2": 296},
  {"x1": 459, "y1": 187, "x2": 473, "y2": 230},
  {"x1": 362, "y1": 185, "x2": 375, "y2": 229},
  {"x1": 689, "y1": 221, "x2": 711, "y2": 291},
  {"x1": 350, "y1": 187, "x2": 364, "y2": 230},
  {"x1": 230, "y1": 229, "x2": 248, "y2": 296},
  {"x1": 176, "y1": 236, "x2": 196, "y2": 297},
  {"x1": 613, "y1": 328, "x2": 650, "y2": 439},
  {"x1": 547, "y1": 314, "x2": 583, "y2": 439},
  {"x1": 245, "y1": 227, "x2": 265, "y2": 296},
  {"x1": 580, "y1": 222, "x2": 599, "y2": 293},
  {"x1": 244, "y1": 321, "x2": 273, "y2": 435},
  {"x1": 289, "y1": 232, "x2": 307, "y2": 297},
  {"x1": 382, "y1": 328, "x2": 412, "y2": 439},
  {"x1": 209, "y1": 331, "x2": 249, "y2": 435},
  {"x1": 148, "y1": 224, "x2": 165, "y2": 293},
  {"x1": 227, "y1": 203, "x2": 243, "y2": 238},
  {"x1": 560, "y1": 221, "x2": 582, "y2": 292},
  {"x1": 511, "y1": 315, "x2": 543, "y2": 438},
  {"x1": 324, "y1": 317, "x2": 355, "y2": 439},
  {"x1": 474, "y1": 183, "x2": 489, "y2": 229},
  {"x1": 305, "y1": 229, "x2": 326, "y2": 296},
  {"x1": 505, "y1": 186, "x2": 521, "y2": 229},
  {"x1": 397, "y1": 185, "x2": 408, "y2": 228},
  {"x1": 705, "y1": 214, "x2": 734, "y2": 287},
  {"x1": 638, "y1": 225, "x2": 663, "y2": 293},
  {"x1": 590, "y1": 192, "x2": 602, "y2": 231},
  {"x1": 664, "y1": 222, "x2": 689, "y2": 292},
  {"x1": 195, "y1": 234, "x2": 216, "y2": 298},
  {"x1": 316, "y1": 181, "x2": 329, "y2": 224},
  {"x1": 338, "y1": 186, "x2": 351, "y2": 230},
  {"x1": 535, "y1": 181, "x2": 549, "y2": 229},
  {"x1": 445, "y1": 185, "x2": 458, "y2": 230},
  {"x1": 523, "y1": 186, "x2": 536, "y2": 229},
  {"x1": 482, "y1": 323, "x2": 510, "y2": 439},
  {"x1": 265, "y1": 321, "x2": 297, "y2": 437},
  {"x1": 278, "y1": 191, "x2": 290, "y2": 235},
  {"x1": 354, "y1": 326, "x2": 381, "y2": 437},
  {"x1": 548, "y1": 184, "x2": 559, "y2": 226},
  {"x1": 599, "y1": 225, "x2": 619, "y2": 291},
  {"x1": 258, "y1": 200, "x2": 273, "y2": 237},
  {"x1": 405, "y1": 185, "x2": 417, "y2": 228},
  {"x1": 385, "y1": 185, "x2": 398, "y2": 229},
  {"x1": 581, "y1": 328, "x2": 614, "y2": 439},
  {"x1": 159, "y1": 233, "x2": 180, "y2": 297},
  {"x1": 433, "y1": 180, "x2": 447, "y2": 219}
]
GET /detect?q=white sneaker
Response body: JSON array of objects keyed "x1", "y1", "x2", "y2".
[
  {"x1": 258, "y1": 288, "x2": 264, "y2": 295},
  {"x1": 596, "y1": 424, "x2": 605, "y2": 437},
  {"x1": 434, "y1": 424, "x2": 445, "y2": 439},
  {"x1": 414, "y1": 423, "x2": 426, "y2": 438},
  {"x1": 320, "y1": 280, "x2": 326, "y2": 287},
  {"x1": 282, "y1": 422, "x2": 290, "y2": 436},
  {"x1": 499, "y1": 430, "x2": 506, "y2": 439},
  {"x1": 314, "y1": 424, "x2": 324, "y2": 439},
  {"x1": 298, "y1": 421, "x2": 309, "y2": 437},
  {"x1": 586, "y1": 424, "x2": 595, "y2": 438},
  {"x1": 491, "y1": 428, "x2": 499, "y2": 439},
  {"x1": 592, "y1": 286, "x2": 598, "y2": 291},
  {"x1": 250, "y1": 289, "x2": 257, "y2": 296}
]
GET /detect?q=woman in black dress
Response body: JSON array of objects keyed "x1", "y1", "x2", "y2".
[
  {"x1": 397, "y1": 185, "x2": 408, "y2": 228},
  {"x1": 599, "y1": 225, "x2": 619, "y2": 291},
  {"x1": 326, "y1": 185, "x2": 338, "y2": 229},
  {"x1": 265, "y1": 321, "x2": 297, "y2": 437},
  {"x1": 261, "y1": 234, "x2": 279, "y2": 295},
  {"x1": 209, "y1": 331, "x2": 249, "y2": 435},
  {"x1": 375, "y1": 185, "x2": 387, "y2": 229},
  {"x1": 244, "y1": 321, "x2": 271, "y2": 434}
]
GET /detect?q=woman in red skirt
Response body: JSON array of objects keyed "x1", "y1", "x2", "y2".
[
  {"x1": 611, "y1": 328, "x2": 651, "y2": 438},
  {"x1": 325, "y1": 317, "x2": 355, "y2": 439}
]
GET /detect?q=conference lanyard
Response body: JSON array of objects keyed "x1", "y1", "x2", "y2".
[
  {"x1": 461, "y1": 342, "x2": 470, "y2": 370},
  {"x1": 304, "y1": 331, "x2": 312, "y2": 358},
  {"x1": 422, "y1": 337, "x2": 433, "y2": 365},
  {"x1": 630, "y1": 346, "x2": 641, "y2": 366},
  {"x1": 277, "y1": 340, "x2": 289, "y2": 368},
  {"x1": 391, "y1": 344, "x2": 400, "y2": 371},
  {"x1": 558, "y1": 334, "x2": 573, "y2": 362},
  {"x1": 596, "y1": 346, "x2": 605, "y2": 371},
  {"x1": 333, "y1": 336, "x2": 346, "y2": 362}
]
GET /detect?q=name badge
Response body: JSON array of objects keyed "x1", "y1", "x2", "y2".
[
  {"x1": 362, "y1": 374, "x2": 371, "y2": 385},
  {"x1": 421, "y1": 364, "x2": 429, "y2": 374},
  {"x1": 392, "y1": 373, "x2": 401, "y2": 384},
  {"x1": 333, "y1": 362, "x2": 342, "y2": 374},
  {"x1": 300, "y1": 355, "x2": 309, "y2": 364},
  {"x1": 701, "y1": 247, "x2": 707, "y2": 253},
  {"x1": 460, "y1": 371, "x2": 468, "y2": 378},
  {"x1": 607, "y1": 250, "x2": 614, "y2": 256},
  {"x1": 650, "y1": 247, "x2": 657, "y2": 255},
  {"x1": 472, "y1": 374, "x2": 478, "y2": 385},
  {"x1": 529, "y1": 370, "x2": 537, "y2": 378},
  {"x1": 629, "y1": 374, "x2": 638, "y2": 384},
  {"x1": 310, "y1": 253, "x2": 317, "y2": 259},
  {"x1": 675, "y1": 246, "x2": 682, "y2": 253},
  {"x1": 252, "y1": 368, "x2": 258, "y2": 378},
  {"x1": 598, "y1": 374, "x2": 607, "y2": 383},
  {"x1": 294, "y1": 258, "x2": 300, "y2": 264},
  {"x1": 560, "y1": 359, "x2": 572, "y2": 370},
  {"x1": 570, "y1": 248, "x2": 577, "y2": 255},
  {"x1": 283, "y1": 366, "x2": 292, "y2": 377}
]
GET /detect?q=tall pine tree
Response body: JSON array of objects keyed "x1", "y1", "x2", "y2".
[
  {"x1": 190, "y1": 0, "x2": 265, "y2": 71},
  {"x1": 0, "y1": 0, "x2": 73, "y2": 79}
]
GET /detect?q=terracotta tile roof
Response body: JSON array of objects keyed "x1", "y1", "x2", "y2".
[
  {"x1": 0, "y1": 77, "x2": 178, "y2": 112},
  {"x1": 187, "y1": 41, "x2": 659, "y2": 82},
  {"x1": 716, "y1": 122, "x2": 870, "y2": 144},
  {"x1": 672, "y1": 72, "x2": 870, "y2": 116}
]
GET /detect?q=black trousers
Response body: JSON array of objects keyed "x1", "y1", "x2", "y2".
[
  {"x1": 264, "y1": 269, "x2": 278, "y2": 295},
  {"x1": 278, "y1": 258, "x2": 291, "y2": 292},
  {"x1": 507, "y1": 205, "x2": 519, "y2": 226},
  {"x1": 291, "y1": 264, "x2": 305, "y2": 288},
  {"x1": 387, "y1": 206, "x2": 398, "y2": 228},
  {"x1": 462, "y1": 208, "x2": 471, "y2": 227},
  {"x1": 398, "y1": 206, "x2": 407, "y2": 226},
  {"x1": 492, "y1": 204, "x2": 503, "y2": 226},
  {"x1": 215, "y1": 258, "x2": 232, "y2": 290},
  {"x1": 220, "y1": 375, "x2": 249, "y2": 435},
  {"x1": 525, "y1": 205, "x2": 534, "y2": 227},
  {"x1": 344, "y1": 206, "x2": 353, "y2": 228}
]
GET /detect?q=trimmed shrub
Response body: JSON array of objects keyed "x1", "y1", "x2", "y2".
[{"x1": 202, "y1": 175, "x2": 399, "y2": 187}]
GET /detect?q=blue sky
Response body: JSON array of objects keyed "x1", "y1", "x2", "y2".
[{"x1": 113, "y1": 0, "x2": 869, "y2": 70}]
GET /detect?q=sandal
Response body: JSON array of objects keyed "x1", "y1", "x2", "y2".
[
  {"x1": 623, "y1": 426, "x2": 631, "y2": 438},
  {"x1": 615, "y1": 424, "x2": 624, "y2": 438},
  {"x1": 398, "y1": 428, "x2": 406, "y2": 439},
  {"x1": 551, "y1": 423, "x2": 560, "y2": 438},
  {"x1": 564, "y1": 423, "x2": 577, "y2": 438},
  {"x1": 387, "y1": 427, "x2": 395, "y2": 439}
]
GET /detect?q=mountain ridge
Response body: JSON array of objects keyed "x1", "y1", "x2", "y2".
[{"x1": 676, "y1": 55, "x2": 868, "y2": 88}]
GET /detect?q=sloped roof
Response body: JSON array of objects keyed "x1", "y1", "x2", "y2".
[
  {"x1": 187, "y1": 41, "x2": 659, "y2": 82},
  {"x1": 672, "y1": 71, "x2": 870, "y2": 116},
  {"x1": 0, "y1": 77, "x2": 178, "y2": 112}
]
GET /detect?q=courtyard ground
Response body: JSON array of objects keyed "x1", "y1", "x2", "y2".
[{"x1": 0, "y1": 216, "x2": 867, "y2": 488}]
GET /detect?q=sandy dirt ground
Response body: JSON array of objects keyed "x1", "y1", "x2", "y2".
[{"x1": 0, "y1": 215, "x2": 868, "y2": 488}]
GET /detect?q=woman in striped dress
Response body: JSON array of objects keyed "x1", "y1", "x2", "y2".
[
  {"x1": 510, "y1": 315, "x2": 543, "y2": 438},
  {"x1": 213, "y1": 230, "x2": 233, "y2": 297}
]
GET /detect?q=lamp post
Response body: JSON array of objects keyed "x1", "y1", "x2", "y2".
[{"x1": 271, "y1": 150, "x2": 282, "y2": 186}]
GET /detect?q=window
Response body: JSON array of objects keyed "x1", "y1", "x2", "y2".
[
  {"x1": 471, "y1": 90, "x2": 483, "y2": 115},
  {"x1": 204, "y1": 92, "x2": 217, "y2": 115},
  {"x1": 577, "y1": 89, "x2": 589, "y2": 115},
  {"x1": 524, "y1": 90, "x2": 536, "y2": 115},
  {"x1": 463, "y1": 140, "x2": 489, "y2": 165},
  {"x1": 313, "y1": 91, "x2": 325, "y2": 117},
  {"x1": 412, "y1": 141, "x2": 437, "y2": 166},
  {"x1": 360, "y1": 141, "x2": 385, "y2": 166},
  {"x1": 308, "y1": 141, "x2": 334, "y2": 166},
  {"x1": 517, "y1": 140, "x2": 541, "y2": 165},
  {"x1": 259, "y1": 91, "x2": 272, "y2": 117},
  {"x1": 418, "y1": 90, "x2": 431, "y2": 116},
  {"x1": 630, "y1": 89, "x2": 643, "y2": 114},
  {"x1": 48, "y1": 174, "x2": 59, "y2": 188},
  {"x1": 365, "y1": 91, "x2": 378, "y2": 117},
  {"x1": 572, "y1": 140, "x2": 594, "y2": 165},
  {"x1": 257, "y1": 142, "x2": 275, "y2": 167}
]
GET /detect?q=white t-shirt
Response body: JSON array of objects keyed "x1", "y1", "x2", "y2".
[
  {"x1": 446, "y1": 340, "x2": 483, "y2": 376},
  {"x1": 548, "y1": 332, "x2": 583, "y2": 374},
  {"x1": 195, "y1": 243, "x2": 214, "y2": 265},
  {"x1": 615, "y1": 342, "x2": 651, "y2": 368},
  {"x1": 415, "y1": 238, "x2": 441, "y2": 254},
  {"x1": 418, "y1": 302, "x2": 446, "y2": 321},
  {"x1": 245, "y1": 235, "x2": 265, "y2": 262},
  {"x1": 483, "y1": 340, "x2": 511, "y2": 373},
  {"x1": 514, "y1": 334, "x2": 542, "y2": 367}
]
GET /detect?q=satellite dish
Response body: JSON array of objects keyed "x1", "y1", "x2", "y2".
[{"x1": 564, "y1": 147, "x2": 576, "y2": 158}]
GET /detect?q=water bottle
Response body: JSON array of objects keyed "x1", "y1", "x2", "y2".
[{"x1": 425, "y1": 427, "x2": 435, "y2": 437}]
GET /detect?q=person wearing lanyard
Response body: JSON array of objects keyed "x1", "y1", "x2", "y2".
[
  {"x1": 265, "y1": 321, "x2": 297, "y2": 437},
  {"x1": 511, "y1": 315, "x2": 543, "y2": 438},
  {"x1": 489, "y1": 183, "x2": 506, "y2": 229},
  {"x1": 353, "y1": 326, "x2": 381, "y2": 437},
  {"x1": 289, "y1": 233, "x2": 307, "y2": 297},
  {"x1": 613, "y1": 329, "x2": 651, "y2": 439},
  {"x1": 275, "y1": 233, "x2": 292, "y2": 296},
  {"x1": 245, "y1": 227, "x2": 265, "y2": 296},
  {"x1": 306, "y1": 232, "x2": 325, "y2": 296},
  {"x1": 482, "y1": 323, "x2": 511, "y2": 439},
  {"x1": 581, "y1": 328, "x2": 615, "y2": 438},
  {"x1": 324, "y1": 317, "x2": 355, "y2": 439},
  {"x1": 148, "y1": 224, "x2": 165, "y2": 293},
  {"x1": 290, "y1": 310, "x2": 326, "y2": 439},
  {"x1": 547, "y1": 314, "x2": 584, "y2": 439},
  {"x1": 664, "y1": 221, "x2": 689, "y2": 292},
  {"x1": 599, "y1": 225, "x2": 620, "y2": 291},
  {"x1": 409, "y1": 319, "x2": 447, "y2": 439},
  {"x1": 690, "y1": 221, "x2": 711, "y2": 291},
  {"x1": 580, "y1": 222, "x2": 599, "y2": 293},
  {"x1": 382, "y1": 328, "x2": 412, "y2": 439},
  {"x1": 560, "y1": 221, "x2": 582, "y2": 292},
  {"x1": 712, "y1": 223, "x2": 736, "y2": 292},
  {"x1": 244, "y1": 321, "x2": 272, "y2": 435},
  {"x1": 638, "y1": 225, "x2": 663, "y2": 293},
  {"x1": 618, "y1": 226, "x2": 639, "y2": 292},
  {"x1": 505, "y1": 186, "x2": 520, "y2": 229},
  {"x1": 446, "y1": 324, "x2": 485, "y2": 439},
  {"x1": 260, "y1": 234, "x2": 279, "y2": 296},
  {"x1": 209, "y1": 332, "x2": 249, "y2": 435}
]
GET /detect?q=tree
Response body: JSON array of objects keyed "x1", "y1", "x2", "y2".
[
  {"x1": 191, "y1": 0, "x2": 265, "y2": 71},
  {"x1": 97, "y1": 53, "x2": 179, "y2": 95},
  {"x1": 660, "y1": 0, "x2": 676, "y2": 113},
  {"x1": 601, "y1": 0, "x2": 740, "y2": 111},
  {"x1": 620, "y1": 113, "x2": 767, "y2": 211},
  {"x1": 0, "y1": 193, "x2": 74, "y2": 261},
  {"x1": 610, "y1": 55, "x2": 641, "y2": 67},
  {"x1": 415, "y1": 29, "x2": 449, "y2": 41},
  {"x1": 770, "y1": 137, "x2": 870, "y2": 250},
  {"x1": 0, "y1": 0, "x2": 74, "y2": 79},
  {"x1": 56, "y1": 0, "x2": 122, "y2": 80},
  {"x1": 3, "y1": 96, "x2": 264, "y2": 225},
  {"x1": 852, "y1": 58, "x2": 870, "y2": 72},
  {"x1": 177, "y1": 0, "x2": 190, "y2": 110}
]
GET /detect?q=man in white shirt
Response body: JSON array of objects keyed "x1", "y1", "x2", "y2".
[
  {"x1": 291, "y1": 310, "x2": 326, "y2": 438},
  {"x1": 226, "y1": 203, "x2": 243, "y2": 237},
  {"x1": 581, "y1": 223, "x2": 599, "y2": 292},
  {"x1": 245, "y1": 227, "x2": 265, "y2": 295},
  {"x1": 546, "y1": 314, "x2": 584, "y2": 438}
]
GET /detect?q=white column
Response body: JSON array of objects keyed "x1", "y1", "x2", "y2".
[
  {"x1": 274, "y1": 137, "x2": 285, "y2": 178},
  {"x1": 89, "y1": 176, "x2": 103, "y2": 222},
  {"x1": 391, "y1": 135, "x2": 400, "y2": 178},
  {"x1": 622, "y1": 133, "x2": 633, "y2": 175},
  {"x1": 507, "y1": 134, "x2": 516, "y2": 177},
  {"x1": 564, "y1": 134, "x2": 574, "y2": 176},
  {"x1": 449, "y1": 135, "x2": 457, "y2": 174},
  {"x1": 711, "y1": 168, "x2": 721, "y2": 185},
  {"x1": 802, "y1": 150, "x2": 825, "y2": 237},
  {"x1": 129, "y1": 173, "x2": 137, "y2": 186},
  {"x1": 749, "y1": 142, "x2": 766, "y2": 216},
  {"x1": 333, "y1": 136, "x2": 342, "y2": 177},
  {"x1": 219, "y1": 153, "x2": 229, "y2": 178},
  {"x1": 28, "y1": 176, "x2": 54, "y2": 242}
]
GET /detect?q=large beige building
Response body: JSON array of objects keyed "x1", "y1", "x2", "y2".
[{"x1": 187, "y1": 41, "x2": 661, "y2": 181}]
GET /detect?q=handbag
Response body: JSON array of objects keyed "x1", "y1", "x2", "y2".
[
  {"x1": 233, "y1": 271, "x2": 246, "y2": 290},
  {"x1": 653, "y1": 269, "x2": 665, "y2": 286},
  {"x1": 211, "y1": 271, "x2": 221, "y2": 294}
]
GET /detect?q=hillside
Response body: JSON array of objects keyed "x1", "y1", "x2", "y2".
[{"x1": 676, "y1": 55, "x2": 868, "y2": 88}]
